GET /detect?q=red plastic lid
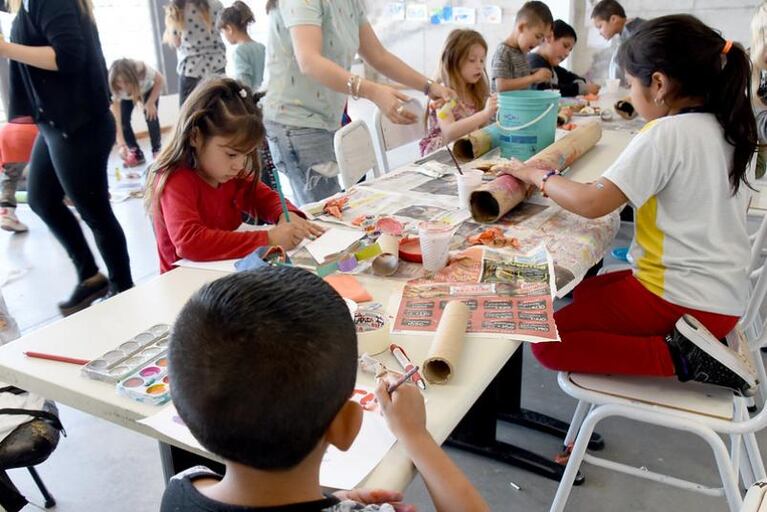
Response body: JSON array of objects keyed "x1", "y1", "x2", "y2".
[{"x1": 399, "y1": 237, "x2": 423, "y2": 263}]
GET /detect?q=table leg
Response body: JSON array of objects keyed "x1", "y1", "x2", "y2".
[
  {"x1": 497, "y1": 350, "x2": 604, "y2": 452},
  {"x1": 446, "y1": 350, "x2": 602, "y2": 485}
]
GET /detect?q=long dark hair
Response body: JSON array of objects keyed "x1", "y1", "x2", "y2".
[{"x1": 618, "y1": 14, "x2": 757, "y2": 194}]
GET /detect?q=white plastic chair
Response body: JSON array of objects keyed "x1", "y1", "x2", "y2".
[
  {"x1": 373, "y1": 98, "x2": 426, "y2": 173},
  {"x1": 333, "y1": 120, "x2": 381, "y2": 190},
  {"x1": 549, "y1": 260, "x2": 767, "y2": 512},
  {"x1": 741, "y1": 480, "x2": 767, "y2": 511}
]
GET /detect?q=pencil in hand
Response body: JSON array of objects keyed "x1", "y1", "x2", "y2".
[{"x1": 387, "y1": 366, "x2": 419, "y2": 394}]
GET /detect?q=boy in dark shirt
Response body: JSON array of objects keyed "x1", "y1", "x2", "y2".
[
  {"x1": 161, "y1": 267, "x2": 489, "y2": 512},
  {"x1": 590, "y1": 0, "x2": 645, "y2": 85},
  {"x1": 528, "y1": 20, "x2": 601, "y2": 97}
]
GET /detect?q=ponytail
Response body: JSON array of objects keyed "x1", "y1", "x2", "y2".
[
  {"x1": 712, "y1": 42, "x2": 757, "y2": 194},
  {"x1": 618, "y1": 14, "x2": 757, "y2": 194}
]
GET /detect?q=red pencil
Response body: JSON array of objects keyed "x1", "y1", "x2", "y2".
[{"x1": 25, "y1": 351, "x2": 90, "y2": 366}]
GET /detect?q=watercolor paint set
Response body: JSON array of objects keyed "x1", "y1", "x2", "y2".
[
  {"x1": 116, "y1": 355, "x2": 171, "y2": 406},
  {"x1": 81, "y1": 324, "x2": 170, "y2": 383}
]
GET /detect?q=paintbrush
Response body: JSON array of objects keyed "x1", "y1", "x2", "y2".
[
  {"x1": 271, "y1": 166, "x2": 291, "y2": 223},
  {"x1": 387, "y1": 366, "x2": 420, "y2": 394},
  {"x1": 445, "y1": 145, "x2": 464, "y2": 175}
]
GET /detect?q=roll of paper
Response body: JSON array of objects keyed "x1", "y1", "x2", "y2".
[
  {"x1": 371, "y1": 234, "x2": 400, "y2": 276},
  {"x1": 355, "y1": 312, "x2": 390, "y2": 355},
  {"x1": 469, "y1": 122, "x2": 602, "y2": 223},
  {"x1": 423, "y1": 301, "x2": 470, "y2": 384},
  {"x1": 453, "y1": 124, "x2": 501, "y2": 161}
]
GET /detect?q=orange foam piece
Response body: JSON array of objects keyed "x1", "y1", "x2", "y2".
[{"x1": 324, "y1": 275, "x2": 373, "y2": 303}]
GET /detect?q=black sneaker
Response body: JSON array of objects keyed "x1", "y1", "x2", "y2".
[
  {"x1": 58, "y1": 273, "x2": 109, "y2": 316},
  {"x1": 666, "y1": 314, "x2": 757, "y2": 396}
]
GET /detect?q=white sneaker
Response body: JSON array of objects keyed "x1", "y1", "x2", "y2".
[{"x1": 0, "y1": 207, "x2": 28, "y2": 233}]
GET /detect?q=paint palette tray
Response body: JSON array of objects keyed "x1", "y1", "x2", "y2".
[
  {"x1": 81, "y1": 324, "x2": 171, "y2": 383},
  {"x1": 116, "y1": 355, "x2": 171, "y2": 406}
]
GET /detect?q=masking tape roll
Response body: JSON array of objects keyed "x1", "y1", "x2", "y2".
[{"x1": 354, "y1": 312, "x2": 389, "y2": 355}]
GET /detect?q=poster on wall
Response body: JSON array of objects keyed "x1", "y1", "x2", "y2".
[
  {"x1": 406, "y1": 2, "x2": 429, "y2": 22},
  {"x1": 478, "y1": 5, "x2": 503, "y2": 24},
  {"x1": 452, "y1": 7, "x2": 476, "y2": 25},
  {"x1": 385, "y1": 2, "x2": 406, "y2": 20}
]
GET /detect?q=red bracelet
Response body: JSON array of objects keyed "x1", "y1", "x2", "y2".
[{"x1": 540, "y1": 170, "x2": 559, "y2": 198}]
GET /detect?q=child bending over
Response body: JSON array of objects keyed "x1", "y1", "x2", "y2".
[
  {"x1": 145, "y1": 78, "x2": 322, "y2": 273},
  {"x1": 528, "y1": 20, "x2": 600, "y2": 97},
  {"x1": 162, "y1": 267, "x2": 489, "y2": 512}
]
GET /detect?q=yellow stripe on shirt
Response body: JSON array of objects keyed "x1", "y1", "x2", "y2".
[{"x1": 635, "y1": 195, "x2": 665, "y2": 297}]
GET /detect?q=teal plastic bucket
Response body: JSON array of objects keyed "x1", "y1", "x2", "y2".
[{"x1": 496, "y1": 90, "x2": 561, "y2": 160}]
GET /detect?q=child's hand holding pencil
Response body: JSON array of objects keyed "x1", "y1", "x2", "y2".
[{"x1": 374, "y1": 372, "x2": 426, "y2": 441}]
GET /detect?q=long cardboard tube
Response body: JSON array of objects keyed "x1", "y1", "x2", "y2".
[
  {"x1": 469, "y1": 122, "x2": 602, "y2": 223},
  {"x1": 453, "y1": 124, "x2": 502, "y2": 161},
  {"x1": 423, "y1": 301, "x2": 470, "y2": 384}
]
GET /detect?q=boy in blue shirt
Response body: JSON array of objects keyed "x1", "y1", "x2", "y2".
[{"x1": 161, "y1": 267, "x2": 489, "y2": 512}]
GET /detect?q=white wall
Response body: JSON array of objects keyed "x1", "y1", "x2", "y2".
[
  {"x1": 571, "y1": 0, "x2": 762, "y2": 78},
  {"x1": 366, "y1": 0, "x2": 572, "y2": 81}
]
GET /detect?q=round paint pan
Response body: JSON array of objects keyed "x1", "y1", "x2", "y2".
[
  {"x1": 399, "y1": 237, "x2": 423, "y2": 263},
  {"x1": 146, "y1": 383, "x2": 167, "y2": 395},
  {"x1": 148, "y1": 324, "x2": 170, "y2": 337},
  {"x1": 133, "y1": 332, "x2": 155, "y2": 344},
  {"x1": 139, "y1": 366, "x2": 161, "y2": 378},
  {"x1": 122, "y1": 377, "x2": 144, "y2": 388}
]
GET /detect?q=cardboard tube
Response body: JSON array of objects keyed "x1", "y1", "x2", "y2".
[
  {"x1": 423, "y1": 301, "x2": 470, "y2": 384},
  {"x1": 469, "y1": 122, "x2": 602, "y2": 223},
  {"x1": 355, "y1": 312, "x2": 389, "y2": 355},
  {"x1": 453, "y1": 124, "x2": 501, "y2": 161},
  {"x1": 372, "y1": 234, "x2": 400, "y2": 276}
]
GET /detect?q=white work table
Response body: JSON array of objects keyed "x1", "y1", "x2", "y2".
[{"x1": 0, "y1": 118, "x2": 635, "y2": 493}]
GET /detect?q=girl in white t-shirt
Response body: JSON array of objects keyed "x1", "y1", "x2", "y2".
[
  {"x1": 109, "y1": 59, "x2": 165, "y2": 167},
  {"x1": 501, "y1": 15, "x2": 758, "y2": 395}
]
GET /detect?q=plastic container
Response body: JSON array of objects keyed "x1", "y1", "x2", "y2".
[{"x1": 496, "y1": 90, "x2": 560, "y2": 160}]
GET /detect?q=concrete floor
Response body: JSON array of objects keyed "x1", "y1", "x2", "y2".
[{"x1": 1, "y1": 103, "x2": 764, "y2": 511}]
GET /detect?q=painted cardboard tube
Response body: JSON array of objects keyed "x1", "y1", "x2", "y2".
[
  {"x1": 453, "y1": 124, "x2": 502, "y2": 161},
  {"x1": 469, "y1": 122, "x2": 602, "y2": 223},
  {"x1": 423, "y1": 301, "x2": 470, "y2": 384},
  {"x1": 371, "y1": 234, "x2": 400, "y2": 276}
]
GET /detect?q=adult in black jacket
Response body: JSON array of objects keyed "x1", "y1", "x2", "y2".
[{"x1": 2, "y1": 0, "x2": 133, "y2": 315}]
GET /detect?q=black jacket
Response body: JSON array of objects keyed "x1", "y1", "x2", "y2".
[
  {"x1": 9, "y1": 0, "x2": 111, "y2": 135},
  {"x1": 527, "y1": 53, "x2": 587, "y2": 97}
]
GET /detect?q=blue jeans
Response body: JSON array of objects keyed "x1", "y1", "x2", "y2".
[{"x1": 264, "y1": 120, "x2": 341, "y2": 206}]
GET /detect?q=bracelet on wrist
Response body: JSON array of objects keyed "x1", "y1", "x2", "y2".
[
  {"x1": 424, "y1": 78, "x2": 434, "y2": 97},
  {"x1": 347, "y1": 74, "x2": 362, "y2": 100},
  {"x1": 540, "y1": 170, "x2": 559, "y2": 198}
]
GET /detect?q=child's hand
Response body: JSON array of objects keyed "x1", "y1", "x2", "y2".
[
  {"x1": 374, "y1": 375, "x2": 427, "y2": 441},
  {"x1": 482, "y1": 94, "x2": 498, "y2": 121},
  {"x1": 585, "y1": 82, "x2": 601, "y2": 95},
  {"x1": 532, "y1": 68, "x2": 553, "y2": 84},
  {"x1": 145, "y1": 102, "x2": 158, "y2": 120},
  {"x1": 495, "y1": 160, "x2": 540, "y2": 187},
  {"x1": 428, "y1": 81, "x2": 457, "y2": 103},
  {"x1": 268, "y1": 216, "x2": 323, "y2": 249}
]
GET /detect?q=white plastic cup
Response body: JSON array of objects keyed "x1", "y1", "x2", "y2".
[
  {"x1": 605, "y1": 78, "x2": 621, "y2": 95},
  {"x1": 418, "y1": 222, "x2": 454, "y2": 273},
  {"x1": 457, "y1": 170, "x2": 484, "y2": 209}
]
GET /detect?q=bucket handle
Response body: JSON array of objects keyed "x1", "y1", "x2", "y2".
[{"x1": 495, "y1": 102, "x2": 556, "y2": 132}]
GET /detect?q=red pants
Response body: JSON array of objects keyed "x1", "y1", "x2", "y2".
[{"x1": 532, "y1": 270, "x2": 739, "y2": 376}]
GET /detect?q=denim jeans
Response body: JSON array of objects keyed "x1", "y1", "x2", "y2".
[{"x1": 264, "y1": 120, "x2": 341, "y2": 206}]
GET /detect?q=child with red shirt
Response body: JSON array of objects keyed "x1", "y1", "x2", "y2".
[
  {"x1": 145, "y1": 78, "x2": 323, "y2": 273},
  {"x1": 0, "y1": 117, "x2": 38, "y2": 233}
]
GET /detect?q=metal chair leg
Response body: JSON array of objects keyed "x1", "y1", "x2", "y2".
[{"x1": 27, "y1": 466, "x2": 55, "y2": 508}]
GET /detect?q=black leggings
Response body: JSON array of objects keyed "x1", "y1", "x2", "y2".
[
  {"x1": 120, "y1": 90, "x2": 161, "y2": 155},
  {"x1": 27, "y1": 113, "x2": 133, "y2": 292},
  {"x1": 179, "y1": 69, "x2": 225, "y2": 106}
]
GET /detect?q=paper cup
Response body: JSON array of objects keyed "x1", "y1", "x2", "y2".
[
  {"x1": 457, "y1": 170, "x2": 484, "y2": 209},
  {"x1": 418, "y1": 222, "x2": 454, "y2": 273},
  {"x1": 605, "y1": 78, "x2": 620, "y2": 94}
]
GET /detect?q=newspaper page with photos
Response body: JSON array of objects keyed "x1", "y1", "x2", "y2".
[{"x1": 392, "y1": 245, "x2": 560, "y2": 343}]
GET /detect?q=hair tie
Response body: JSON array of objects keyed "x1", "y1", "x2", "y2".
[
  {"x1": 722, "y1": 40, "x2": 733, "y2": 55},
  {"x1": 239, "y1": 89, "x2": 247, "y2": 98}
]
